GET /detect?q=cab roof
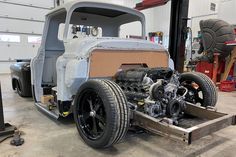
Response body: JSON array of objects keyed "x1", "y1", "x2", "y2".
[{"x1": 47, "y1": 1, "x2": 145, "y2": 22}]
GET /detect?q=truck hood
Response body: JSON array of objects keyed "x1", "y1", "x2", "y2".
[{"x1": 63, "y1": 37, "x2": 168, "y2": 58}]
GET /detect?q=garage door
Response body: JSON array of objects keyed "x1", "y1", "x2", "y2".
[{"x1": 0, "y1": 0, "x2": 54, "y2": 73}]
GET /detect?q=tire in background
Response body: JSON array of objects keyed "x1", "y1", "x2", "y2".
[
  {"x1": 200, "y1": 19, "x2": 235, "y2": 58},
  {"x1": 179, "y1": 72, "x2": 218, "y2": 107}
]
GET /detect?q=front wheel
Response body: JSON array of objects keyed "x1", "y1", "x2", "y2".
[
  {"x1": 179, "y1": 72, "x2": 218, "y2": 107},
  {"x1": 73, "y1": 79, "x2": 129, "y2": 148}
]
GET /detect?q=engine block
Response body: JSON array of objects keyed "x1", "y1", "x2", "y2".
[
  {"x1": 115, "y1": 68, "x2": 173, "y2": 99},
  {"x1": 115, "y1": 67, "x2": 188, "y2": 120}
]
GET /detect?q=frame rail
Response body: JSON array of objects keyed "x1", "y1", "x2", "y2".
[{"x1": 132, "y1": 103, "x2": 236, "y2": 144}]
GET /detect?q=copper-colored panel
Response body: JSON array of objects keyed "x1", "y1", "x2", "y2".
[{"x1": 89, "y1": 50, "x2": 169, "y2": 77}]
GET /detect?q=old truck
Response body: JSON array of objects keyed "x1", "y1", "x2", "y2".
[{"x1": 31, "y1": 1, "x2": 235, "y2": 149}]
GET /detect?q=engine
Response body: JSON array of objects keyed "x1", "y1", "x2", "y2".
[{"x1": 115, "y1": 68, "x2": 188, "y2": 121}]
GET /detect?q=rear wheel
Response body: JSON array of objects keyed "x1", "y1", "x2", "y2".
[
  {"x1": 179, "y1": 72, "x2": 218, "y2": 107},
  {"x1": 16, "y1": 81, "x2": 24, "y2": 97},
  {"x1": 73, "y1": 79, "x2": 129, "y2": 148}
]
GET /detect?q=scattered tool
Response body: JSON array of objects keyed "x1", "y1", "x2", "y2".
[{"x1": 10, "y1": 130, "x2": 24, "y2": 146}]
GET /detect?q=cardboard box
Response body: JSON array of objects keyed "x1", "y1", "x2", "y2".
[{"x1": 41, "y1": 95, "x2": 54, "y2": 104}]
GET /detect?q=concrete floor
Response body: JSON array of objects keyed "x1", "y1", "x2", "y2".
[{"x1": 0, "y1": 74, "x2": 236, "y2": 157}]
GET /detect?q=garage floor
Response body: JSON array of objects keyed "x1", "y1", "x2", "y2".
[{"x1": 0, "y1": 74, "x2": 236, "y2": 157}]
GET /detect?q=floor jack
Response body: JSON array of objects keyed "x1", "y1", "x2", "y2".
[{"x1": 0, "y1": 82, "x2": 24, "y2": 146}]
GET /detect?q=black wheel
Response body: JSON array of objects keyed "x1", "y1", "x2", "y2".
[
  {"x1": 179, "y1": 72, "x2": 218, "y2": 107},
  {"x1": 73, "y1": 79, "x2": 129, "y2": 148}
]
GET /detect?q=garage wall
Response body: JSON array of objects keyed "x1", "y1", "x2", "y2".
[
  {"x1": 152, "y1": 2, "x2": 171, "y2": 49},
  {"x1": 188, "y1": 0, "x2": 236, "y2": 39},
  {"x1": 118, "y1": 0, "x2": 171, "y2": 49},
  {"x1": 122, "y1": 1, "x2": 170, "y2": 49},
  {"x1": 218, "y1": 0, "x2": 236, "y2": 25},
  {"x1": 0, "y1": 0, "x2": 54, "y2": 73},
  {"x1": 188, "y1": 0, "x2": 219, "y2": 17}
]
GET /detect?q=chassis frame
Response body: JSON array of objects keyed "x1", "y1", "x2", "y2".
[
  {"x1": 35, "y1": 98, "x2": 236, "y2": 144},
  {"x1": 132, "y1": 102, "x2": 236, "y2": 144}
]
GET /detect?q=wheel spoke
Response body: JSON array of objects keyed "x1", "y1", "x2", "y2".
[
  {"x1": 95, "y1": 114, "x2": 105, "y2": 124},
  {"x1": 182, "y1": 82, "x2": 204, "y2": 105},
  {"x1": 83, "y1": 113, "x2": 90, "y2": 121},
  {"x1": 94, "y1": 103, "x2": 101, "y2": 112},
  {"x1": 98, "y1": 122, "x2": 105, "y2": 130},
  {"x1": 197, "y1": 98, "x2": 204, "y2": 104},
  {"x1": 87, "y1": 98, "x2": 93, "y2": 110},
  {"x1": 92, "y1": 117, "x2": 98, "y2": 135}
]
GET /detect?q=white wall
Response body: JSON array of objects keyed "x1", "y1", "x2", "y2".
[
  {"x1": 188, "y1": 0, "x2": 236, "y2": 38},
  {"x1": 188, "y1": 0, "x2": 219, "y2": 17},
  {"x1": 0, "y1": 0, "x2": 54, "y2": 73},
  {"x1": 3, "y1": 0, "x2": 54, "y2": 8},
  {"x1": 218, "y1": 0, "x2": 236, "y2": 25}
]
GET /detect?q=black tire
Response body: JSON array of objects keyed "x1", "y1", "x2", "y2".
[
  {"x1": 12, "y1": 79, "x2": 16, "y2": 90},
  {"x1": 73, "y1": 79, "x2": 129, "y2": 148},
  {"x1": 16, "y1": 81, "x2": 24, "y2": 97},
  {"x1": 200, "y1": 19, "x2": 235, "y2": 58},
  {"x1": 179, "y1": 72, "x2": 218, "y2": 107}
]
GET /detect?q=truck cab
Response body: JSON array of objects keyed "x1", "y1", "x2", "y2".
[{"x1": 31, "y1": 1, "x2": 169, "y2": 117}]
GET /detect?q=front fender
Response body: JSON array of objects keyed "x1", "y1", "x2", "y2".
[{"x1": 65, "y1": 58, "x2": 88, "y2": 95}]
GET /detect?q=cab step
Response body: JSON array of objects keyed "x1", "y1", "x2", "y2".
[{"x1": 35, "y1": 102, "x2": 59, "y2": 119}]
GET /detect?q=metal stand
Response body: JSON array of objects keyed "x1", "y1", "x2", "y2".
[{"x1": 0, "y1": 82, "x2": 15, "y2": 142}]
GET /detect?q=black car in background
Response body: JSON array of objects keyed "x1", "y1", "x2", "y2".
[{"x1": 10, "y1": 60, "x2": 32, "y2": 97}]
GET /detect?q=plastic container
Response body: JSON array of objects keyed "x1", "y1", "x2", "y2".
[{"x1": 219, "y1": 81, "x2": 235, "y2": 92}]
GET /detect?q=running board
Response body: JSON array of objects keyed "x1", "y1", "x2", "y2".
[{"x1": 35, "y1": 103, "x2": 59, "y2": 119}]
